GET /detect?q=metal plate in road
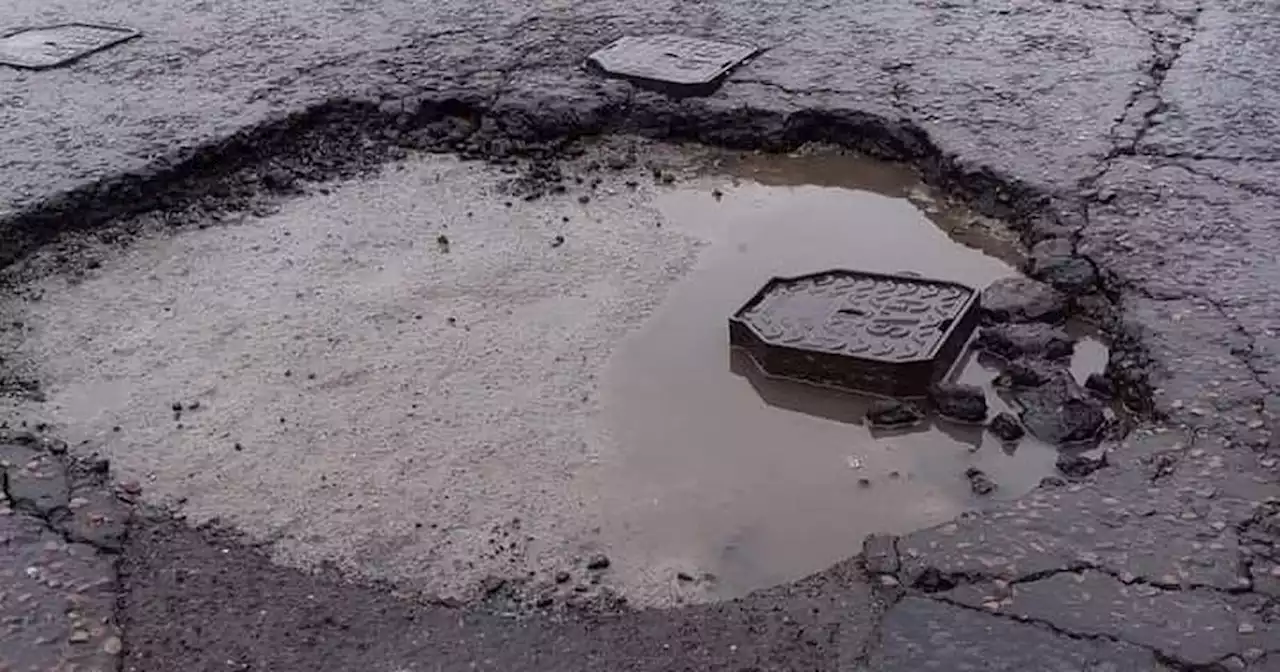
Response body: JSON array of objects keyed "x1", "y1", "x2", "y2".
[
  {"x1": 0, "y1": 24, "x2": 140, "y2": 70},
  {"x1": 587, "y1": 35, "x2": 757, "y2": 93},
  {"x1": 737, "y1": 271, "x2": 974, "y2": 361},
  {"x1": 729, "y1": 270, "x2": 980, "y2": 398}
]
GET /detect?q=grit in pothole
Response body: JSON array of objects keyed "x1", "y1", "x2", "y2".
[{"x1": 0, "y1": 139, "x2": 1107, "y2": 608}]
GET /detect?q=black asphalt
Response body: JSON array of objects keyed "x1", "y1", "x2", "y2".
[{"x1": 4, "y1": 0, "x2": 1280, "y2": 668}]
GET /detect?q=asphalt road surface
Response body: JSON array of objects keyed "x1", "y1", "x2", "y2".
[{"x1": 4, "y1": 0, "x2": 1280, "y2": 669}]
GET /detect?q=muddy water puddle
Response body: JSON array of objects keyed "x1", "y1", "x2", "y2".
[{"x1": 593, "y1": 149, "x2": 1107, "y2": 601}]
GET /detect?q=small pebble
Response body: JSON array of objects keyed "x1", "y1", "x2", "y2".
[
  {"x1": 69, "y1": 629, "x2": 90, "y2": 644},
  {"x1": 586, "y1": 554, "x2": 611, "y2": 570},
  {"x1": 965, "y1": 467, "x2": 997, "y2": 495},
  {"x1": 989, "y1": 412, "x2": 1025, "y2": 442}
]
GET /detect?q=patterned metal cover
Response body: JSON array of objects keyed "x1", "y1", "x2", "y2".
[
  {"x1": 586, "y1": 34, "x2": 757, "y2": 87},
  {"x1": 735, "y1": 271, "x2": 974, "y2": 363},
  {"x1": 0, "y1": 24, "x2": 140, "y2": 70}
]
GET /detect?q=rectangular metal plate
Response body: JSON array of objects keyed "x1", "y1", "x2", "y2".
[
  {"x1": 0, "y1": 23, "x2": 140, "y2": 70},
  {"x1": 734, "y1": 270, "x2": 977, "y2": 363},
  {"x1": 587, "y1": 34, "x2": 757, "y2": 92},
  {"x1": 728, "y1": 270, "x2": 980, "y2": 398}
]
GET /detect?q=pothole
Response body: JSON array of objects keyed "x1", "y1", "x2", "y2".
[
  {"x1": 587, "y1": 148, "x2": 1109, "y2": 603},
  {"x1": 0, "y1": 138, "x2": 1110, "y2": 610}
]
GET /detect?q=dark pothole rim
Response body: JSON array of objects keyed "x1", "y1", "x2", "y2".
[
  {"x1": 0, "y1": 75, "x2": 1160, "y2": 618},
  {"x1": 0, "y1": 77, "x2": 1156, "y2": 413}
]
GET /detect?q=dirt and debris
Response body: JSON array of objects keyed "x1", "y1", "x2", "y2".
[
  {"x1": 866, "y1": 400, "x2": 925, "y2": 429},
  {"x1": 1056, "y1": 449, "x2": 1108, "y2": 478},
  {"x1": 988, "y1": 412, "x2": 1025, "y2": 442},
  {"x1": 1015, "y1": 375, "x2": 1108, "y2": 445},
  {"x1": 964, "y1": 467, "x2": 996, "y2": 495},
  {"x1": 981, "y1": 277, "x2": 1066, "y2": 324},
  {"x1": 1085, "y1": 372, "x2": 1114, "y2": 398},
  {"x1": 977, "y1": 323, "x2": 1074, "y2": 361},
  {"x1": 993, "y1": 358, "x2": 1060, "y2": 388},
  {"x1": 1029, "y1": 238, "x2": 1096, "y2": 293},
  {"x1": 929, "y1": 383, "x2": 988, "y2": 423}
]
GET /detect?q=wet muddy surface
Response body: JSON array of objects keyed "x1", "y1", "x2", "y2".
[
  {"x1": 0, "y1": 140, "x2": 1109, "y2": 609},
  {"x1": 594, "y1": 150, "x2": 1108, "y2": 600}
]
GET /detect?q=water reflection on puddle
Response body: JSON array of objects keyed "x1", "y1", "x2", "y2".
[{"x1": 592, "y1": 149, "x2": 1107, "y2": 602}]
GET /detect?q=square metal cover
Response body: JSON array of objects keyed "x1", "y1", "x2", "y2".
[
  {"x1": 0, "y1": 23, "x2": 140, "y2": 70},
  {"x1": 587, "y1": 34, "x2": 757, "y2": 94}
]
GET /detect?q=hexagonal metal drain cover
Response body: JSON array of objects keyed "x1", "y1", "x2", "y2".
[
  {"x1": 0, "y1": 23, "x2": 140, "y2": 70},
  {"x1": 729, "y1": 270, "x2": 980, "y2": 398},
  {"x1": 586, "y1": 34, "x2": 757, "y2": 96}
]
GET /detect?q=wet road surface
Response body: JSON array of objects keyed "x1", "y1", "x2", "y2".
[
  {"x1": 3, "y1": 0, "x2": 1280, "y2": 669},
  {"x1": 1, "y1": 143, "x2": 1105, "y2": 610},
  {"x1": 596, "y1": 150, "x2": 1106, "y2": 600}
]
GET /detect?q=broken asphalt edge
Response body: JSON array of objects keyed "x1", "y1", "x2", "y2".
[
  {"x1": 0, "y1": 73, "x2": 1156, "y2": 405},
  {"x1": 0, "y1": 71, "x2": 1249, "y2": 669}
]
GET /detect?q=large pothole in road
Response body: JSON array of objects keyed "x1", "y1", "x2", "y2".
[
  {"x1": 0, "y1": 139, "x2": 1107, "y2": 609},
  {"x1": 591, "y1": 149, "x2": 1108, "y2": 603}
]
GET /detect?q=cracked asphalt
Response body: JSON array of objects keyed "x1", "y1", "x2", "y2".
[{"x1": 3, "y1": 0, "x2": 1280, "y2": 669}]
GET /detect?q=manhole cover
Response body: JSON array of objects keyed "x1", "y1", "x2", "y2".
[
  {"x1": 586, "y1": 34, "x2": 757, "y2": 96},
  {"x1": 729, "y1": 270, "x2": 980, "y2": 398},
  {"x1": 0, "y1": 23, "x2": 140, "y2": 70}
]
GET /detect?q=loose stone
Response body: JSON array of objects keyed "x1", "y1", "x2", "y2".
[{"x1": 930, "y1": 383, "x2": 988, "y2": 423}]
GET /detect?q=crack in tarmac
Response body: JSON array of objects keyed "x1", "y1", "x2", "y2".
[
  {"x1": 0, "y1": 432, "x2": 128, "y2": 670},
  {"x1": 2, "y1": 0, "x2": 1279, "y2": 666},
  {"x1": 1165, "y1": 159, "x2": 1280, "y2": 202},
  {"x1": 911, "y1": 555, "x2": 1256, "y2": 600},
  {"x1": 1119, "y1": 282, "x2": 1277, "y2": 410},
  {"x1": 925, "y1": 591, "x2": 1252, "y2": 672}
]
